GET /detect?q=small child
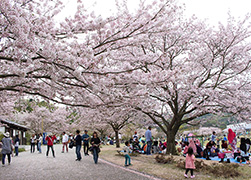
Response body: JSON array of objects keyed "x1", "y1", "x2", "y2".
[
  {"x1": 123, "y1": 141, "x2": 132, "y2": 167},
  {"x1": 184, "y1": 147, "x2": 195, "y2": 178}
]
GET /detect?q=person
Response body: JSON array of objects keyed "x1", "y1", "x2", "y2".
[
  {"x1": 38, "y1": 133, "x2": 42, "y2": 153},
  {"x1": 1, "y1": 132, "x2": 12, "y2": 167},
  {"x1": 188, "y1": 139, "x2": 197, "y2": 156},
  {"x1": 30, "y1": 134, "x2": 36, "y2": 153},
  {"x1": 45, "y1": 134, "x2": 56, "y2": 158},
  {"x1": 184, "y1": 147, "x2": 195, "y2": 178},
  {"x1": 221, "y1": 140, "x2": 228, "y2": 149},
  {"x1": 75, "y1": 130, "x2": 82, "y2": 161},
  {"x1": 82, "y1": 130, "x2": 90, "y2": 156},
  {"x1": 14, "y1": 134, "x2": 20, "y2": 156},
  {"x1": 211, "y1": 131, "x2": 216, "y2": 143},
  {"x1": 152, "y1": 140, "x2": 159, "y2": 154},
  {"x1": 123, "y1": 141, "x2": 132, "y2": 166},
  {"x1": 61, "y1": 132, "x2": 69, "y2": 153},
  {"x1": 238, "y1": 137, "x2": 250, "y2": 165},
  {"x1": 133, "y1": 131, "x2": 138, "y2": 141},
  {"x1": 145, "y1": 126, "x2": 152, "y2": 155},
  {"x1": 183, "y1": 141, "x2": 189, "y2": 156},
  {"x1": 228, "y1": 129, "x2": 237, "y2": 151},
  {"x1": 204, "y1": 140, "x2": 214, "y2": 160},
  {"x1": 118, "y1": 133, "x2": 122, "y2": 144},
  {"x1": 90, "y1": 131, "x2": 101, "y2": 164},
  {"x1": 223, "y1": 134, "x2": 227, "y2": 142}
]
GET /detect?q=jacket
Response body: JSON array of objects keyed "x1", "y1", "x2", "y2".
[
  {"x1": 185, "y1": 154, "x2": 195, "y2": 169},
  {"x1": 45, "y1": 135, "x2": 56, "y2": 146}
]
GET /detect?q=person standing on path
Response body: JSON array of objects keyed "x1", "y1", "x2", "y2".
[
  {"x1": 1, "y1": 132, "x2": 12, "y2": 166},
  {"x1": 38, "y1": 133, "x2": 42, "y2": 153},
  {"x1": 30, "y1": 134, "x2": 36, "y2": 153},
  {"x1": 75, "y1": 130, "x2": 82, "y2": 161},
  {"x1": 145, "y1": 126, "x2": 152, "y2": 155},
  {"x1": 82, "y1": 130, "x2": 90, "y2": 156},
  {"x1": 14, "y1": 134, "x2": 20, "y2": 156},
  {"x1": 90, "y1": 132, "x2": 101, "y2": 164},
  {"x1": 61, "y1": 132, "x2": 69, "y2": 153},
  {"x1": 45, "y1": 134, "x2": 56, "y2": 158}
]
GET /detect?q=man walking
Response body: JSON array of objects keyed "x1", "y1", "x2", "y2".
[
  {"x1": 82, "y1": 130, "x2": 90, "y2": 156},
  {"x1": 75, "y1": 130, "x2": 82, "y2": 161},
  {"x1": 62, "y1": 132, "x2": 69, "y2": 153},
  {"x1": 145, "y1": 126, "x2": 152, "y2": 155}
]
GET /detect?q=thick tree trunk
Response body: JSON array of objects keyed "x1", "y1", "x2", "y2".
[
  {"x1": 165, "y1": 131, "x2": 178, "y2": 155},
  {"x1": 115, "y1": 130, "x2": 120, "y2": 148}
]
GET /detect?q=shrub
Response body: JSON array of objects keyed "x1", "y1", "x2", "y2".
[{"x1": 155, "y1": 154, "x2": 175, "y2": 164}]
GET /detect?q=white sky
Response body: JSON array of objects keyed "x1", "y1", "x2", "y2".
[{"x1": 59, "y1": 0, "x2": 251, "y2": 26}]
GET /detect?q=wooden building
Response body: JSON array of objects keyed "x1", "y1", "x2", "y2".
[{"x1": 0, "y1": 118, "x2": 29, "y2": 145}]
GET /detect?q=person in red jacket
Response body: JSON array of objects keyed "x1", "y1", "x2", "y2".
[{"x1": 45, "y1": 134, "x2": 56, "y2": 158}]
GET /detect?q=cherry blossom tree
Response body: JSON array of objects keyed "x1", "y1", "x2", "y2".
[{"x1": 131, "y1": 15, "x2": 251, "y2": 154}]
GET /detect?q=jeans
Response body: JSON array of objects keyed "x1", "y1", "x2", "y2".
[
  {"x1": 38, "y1": 142, "x2": 42, "y2": 153},
  {"x1": 83, "y1": 142, "x2": 89, "y2": 155},
  {"x1": 62, "y1": 142, "x2": 68, "y2": 152},
  {"x1": 2, "y1": 154, "x2": 11, "y2": 165},
  {"x1": 146, "y1": 141, "x2": 152, "y2": 155},
  {"x1": 31, "y1": 143, "x2": 35, "y2": 153},
  {"x1": 15, "y1": 147, "x2": 19, "y2": 156},
  {"x1": 93, "y1": 148, "x2": 99, "y2": 164},
  {"x1": 46, "y1": 145, "x2": 55, "y2": 157},
  {"x1": 76, "y1": 145, "x2": 82, "y2": 160},
  {"x1": 125, "y1": 154, "x2": 131, "y2": 165}
]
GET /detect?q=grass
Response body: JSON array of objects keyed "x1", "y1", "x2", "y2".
[{"x1": 99, "y1": 145, "x2": 251, "y2": 180}]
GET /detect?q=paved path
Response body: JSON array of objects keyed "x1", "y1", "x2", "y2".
[{"x1": 0, "y1": 145, "x2": 159, "y2": 180}]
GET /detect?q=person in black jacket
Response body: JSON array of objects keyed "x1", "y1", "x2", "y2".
[
  {"x1": 75, "y1": 130, "x2": 82, "y2": 161},
  {"x1": 90, "y1": 132, "x2": 101, "y2": 164}
]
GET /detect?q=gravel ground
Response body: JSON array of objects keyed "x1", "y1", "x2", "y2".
[{"x1": 0, "y1": 144, "x2": 158, "y2": 180}]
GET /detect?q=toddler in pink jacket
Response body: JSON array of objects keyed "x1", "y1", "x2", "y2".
[{"x1": 184, "y1": 147, "x2": 196, "y2": 178}]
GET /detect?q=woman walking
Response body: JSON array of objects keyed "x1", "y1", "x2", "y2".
[
  {"x1": 90, "y1": 132, "x2": 101, "y2": 164},
  {"x1": 1, "y1": 132, "x2": 12, "y2": 166}
]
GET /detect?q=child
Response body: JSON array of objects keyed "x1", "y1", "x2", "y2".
[
  {"x1": 184, "y1": 147, "x2": 195, "y2": 178},
  {"x1": 123, "y1": 141, "x2": 132, "y2": 167}
]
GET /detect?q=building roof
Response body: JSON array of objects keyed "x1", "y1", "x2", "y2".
[{"x1": 0, "y1": 118, "x2": 29, "y2": 131}]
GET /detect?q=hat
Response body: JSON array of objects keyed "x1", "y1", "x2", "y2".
[
  {"x1": 85, "y1": 130, "x2": 88, "y2": 132},
  {"x1": 3, "y1": 132, "x2": 10, "y2": 138}
]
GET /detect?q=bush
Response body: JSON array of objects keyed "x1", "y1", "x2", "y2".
[
  {"x1": 206, "y1": 163, "x2": 240, "y2": 178},
  {"x1": 155, "y1": 154, "x2": 175, "y2": 164}
]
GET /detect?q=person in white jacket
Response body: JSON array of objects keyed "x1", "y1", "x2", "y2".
[{"x1": 62, "y1": 132, "x2": 69, "y2": 153}]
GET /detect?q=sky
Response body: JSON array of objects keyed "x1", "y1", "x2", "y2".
[{"x1": 59, "y1": 0, "x2": 251, "y2": 26}]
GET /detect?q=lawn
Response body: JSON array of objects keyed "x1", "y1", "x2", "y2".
[{"x1": 99, "y1": 145, "x2": 251, "y2": 180}]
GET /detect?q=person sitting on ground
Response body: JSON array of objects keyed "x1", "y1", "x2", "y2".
[
  {"x1": 183, "y1": 141, "x2": 189, "y2": 156},
  {"x1": 132, "y1": 138, "x2": 141, "y2": 152},
  {"x1": 210, "y1": 144, "x2": 219, "y2": 157},
  {"x1": 195, "y1": 143, "x2": 203, "y2": 158},
  {"x1": 204, "y1": 140, "x2": 214, "y2": 160},
  {"x1": 221, "y1": 140, "x2": 228, "y2": 149},
  {"x1": 237, "y1": 137, "x2": 250, "y2": 165},
  {"x1": 246, "y1": 138, "x2": 250, "y2": 152},
  {"x1": 152, "y1": 140, "x2": 159, "y2": 154}
]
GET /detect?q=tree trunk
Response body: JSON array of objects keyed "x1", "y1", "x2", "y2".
[
  {"x1": 115, "y1": 130, "x2": 120, "y2": 148},
  {"x1": 165, "y1": 131, "x2": 177, "y2": 155}
]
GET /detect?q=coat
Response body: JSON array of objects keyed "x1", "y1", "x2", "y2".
[
  {"x1": 1, "y1": 137, "x2": 12, "y2": 154},
  {"x1": 185, "y1": 154, "x2": 195, "y2": 169}
]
